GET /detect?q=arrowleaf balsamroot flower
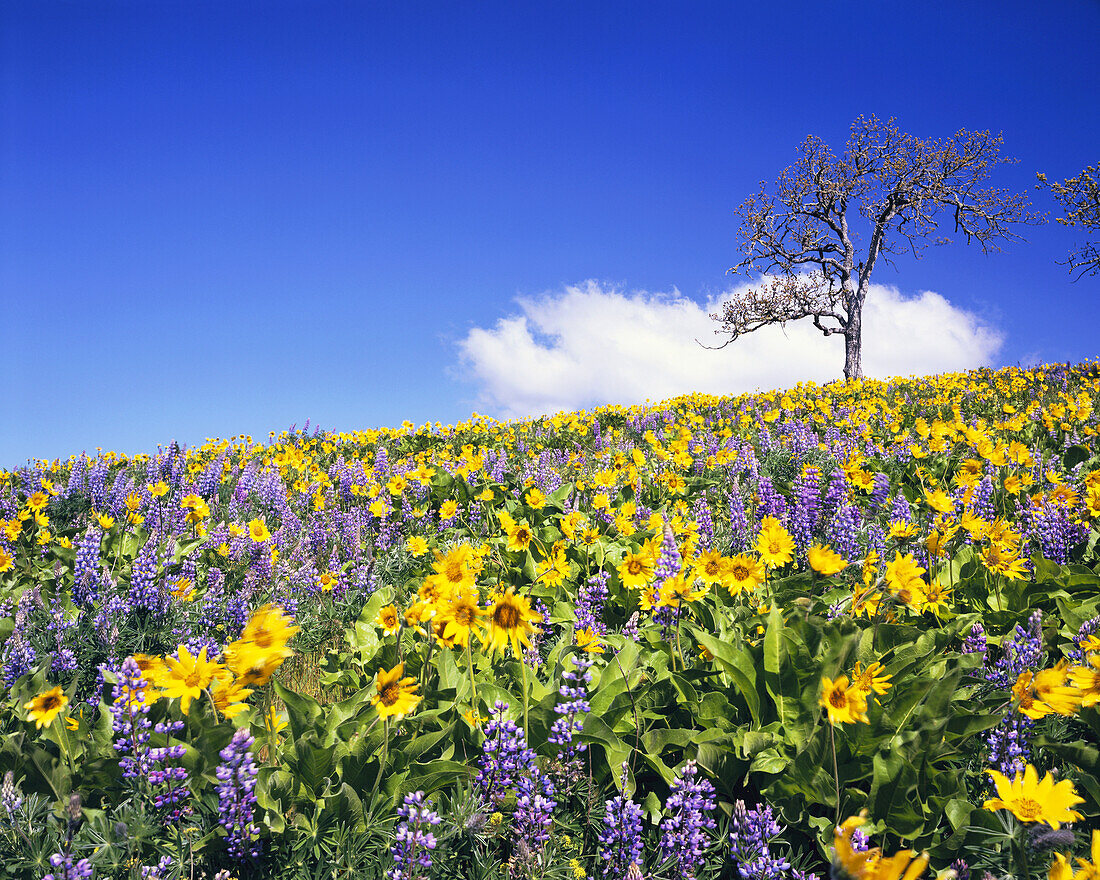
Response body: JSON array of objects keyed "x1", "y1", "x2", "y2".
[
  {"x1": 820, "y1": 675, "x2": 869, "y2": 725},
  {"x1": 724, "y1": 553, "x2": 764, "y2": 596},
  {"x1": 24, "y1": 686, "x2": 69, "y2": 729},
  {"x1": 756, "y1": 517, "x2": 795, "y2": 569},
  {"x1": 983, "y1": 764, "x2": 1084, "y2": 828},
  {"x1": 808, "y1": 543, "x2": 848, "y2": 576},
  {"x1": 832, "y1": 812, "x2": 928, "y2": 880},
  {"x1": 159, "y1": 645, "x2": 223, "y2": 714},
  {"x1": 482, "y1": 588, "x2": 542, "y2": 657},
  {"x1": 372, "y1": 663, "x2": 421, "y2": 719}
]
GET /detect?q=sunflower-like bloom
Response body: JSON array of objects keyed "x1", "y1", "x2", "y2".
[
  {"x1": 983, "y1": 765, "x2": 1084, "y2": 829},
  {"x1": 850, "y1": 661, "x2": 893, "y2": 699},
  {"x1": 1013, "y1": 663, "x2": 1083, "y2": 719},
  {"x1": 210, "y1": 673, "x2": 254, "y2": 719},
  {"x1": 820, "y1": 675, "x2": 869, "y2": 725},
  {"x1": 224, "y1": 605, "x2": 300, "y2": 686},
  {"x1": 24, "y1": 686, "x2": 69, "y2": 730},
  {"x1": 808, "y1": 544, "x2": 848, "y2": 576},
  {"x1": 429, "y1": 543, "x2": 477, "y2": 594},
  {"x1": 435, "y1": 585, "x2": 487, "y2": 648},
  {"x1": 375, "y1": 604, "x2": 402, "y2": 636},
  {"x1": 618, "y1": 548, "x2": 656, "y2": 589},
  {"x1": 160, "y1": 645, "x2": 223, "y2": 714},
  {"x1": 756, "y1": 517, "x2": 794, "y2": 569},
  {"x1": 248, "y1": 517, "x2": 271, "y2": 543},
  {"x1": 371, "y1": 663, "x2": 421, "y2": 719},
  {"x1": 722, "y1": 553, "x2": 764, "y2": 596},
  {"x1": 832, "y1": 812, "x2": 929, "y2": 880},
  {"x1": 693, "y1": 549, "x2": 726, "y2": 585},
  {"x1": 481, "y1": 588, "x2": 542, "y2": 657},
  {"x1": 982, "y1": 541, "x2": 1028, "y2": 580},
  {"x1": 884, "y1": 552, "x2": 926, "y2": 604}
]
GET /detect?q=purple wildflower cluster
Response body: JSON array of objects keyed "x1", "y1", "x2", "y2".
[
  {"x1": 575, "y1": 570, "x2": 609, "y2": 638},
  {"x1": 658, "y1": 760, "x2": 716, "y2": 879},
  {"x1": 42, "y1": 853, "x2": 94, "y2": 880},
  {"x1": 728, "y1": 800, "x2": 791, "y2": 880},
  {"x1": 595, "y1": 765, "x2": 645, "y2": 880},
  {"x1": 977, "y1": 611, "x2": 1044, "y2": 776},
  {"x1": 549, "y1": 655, "x2": 593, "y2": 771},
  {"x1": 475, "y1": 701, "x2": 537, "y2": 806},
  {"x1": 388, "y1": 791, "x2": 441, "y2": 880},
  {"x1": 216, "y1": 728, "x2": 261, "y2": 860}
]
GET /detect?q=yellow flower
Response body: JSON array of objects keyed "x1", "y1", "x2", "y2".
[
  {"x1": 436, "y1": 585, "x2": 487, "y2": 648},
  {"x1": 884, "y1": 552, "x2": 925, "y2": 604},
  {"x1": 524, "y1": 487, "x2": 547, "y2": 509},
  {"x1": 160, "y1": 645, "x2": 223, "y2": 714},
  {"x1": 693, "y1": 549, "x2": 726, "y2": 585},
  {"x1": 96, "y1": 512, "x2": 115, "y2": 530},
  {"x1": 481, "y1": 589, "x2": 542, "y2": 657},
  {"x1": 574, "y1": 627, "x2": 605, "y2": 654},
  {"x1": 248, "y1": 517, "x2": 271, "y2": 543},
  {"x1": 0, "y1": 548, "x2": 12, "y2": 572},
  {"x1": 147, "y1": 481, "x2": 170, "y2": 497},
  {"x1": 405, "y1": 535, "x2": 429, "y2": 556},
  {"x1": 850, "y1": 661, "x2": 892, "y2": 699},
  {"x1": 371, "y1": 663, "x2": 421, "y2": 719},
  {"x1": 504, "y1": 519, "x2": 534, "y2": 553},
  {"x1": 24, "y1": 686, "x2": 69, "y2": 729},
  {"x1": 618, "y1": 547, "x2": 656, "y2": 589},
  {"x1": 984, "y1": 765, "x2": 1084, "y2": 828},
  {"x1": 723, "y1": 553, "x2": 764, "y2": 596},
  {"x1": 756, "y1": 517, "x2": 794, "y2": 569},
  {"x1": 375, "y1": 604, "x2": 402, "y2": 636},
  {"x1": 832, "y1": 812, "x2": 928, "y2": 880},
  {"x1": 210, "y1": 674, "x2": 253, "y2": 719},
  {"x1": 820, "y1": 675, "x2": 868, "y2": 725},
  {"x1": 808, "y1": 544, "x2": 848, "y2": 576}
]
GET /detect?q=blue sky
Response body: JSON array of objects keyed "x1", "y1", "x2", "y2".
[{"x1": 2, "y1": 0, "x2": 1098, "y2": 467}]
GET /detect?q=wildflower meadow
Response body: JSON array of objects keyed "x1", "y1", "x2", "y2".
[{"x1": 2, "y1": 361, "x2": 1100, "y2": 880}]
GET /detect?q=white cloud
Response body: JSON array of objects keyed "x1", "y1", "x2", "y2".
[{"x1": 456, "y1": 280, "x2": 1004, "y2": 419}]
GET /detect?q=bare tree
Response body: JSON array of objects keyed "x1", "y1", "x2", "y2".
[
  {"x1": 1037, "y1": 164, "x2": 1099, "y2": 279},
  {"x1": 707, "y1": 115, "x2": 1036, "y2": 380}
]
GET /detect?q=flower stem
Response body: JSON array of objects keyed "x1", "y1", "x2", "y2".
[{"x1": 829, "y1": 722, "x2": 841, "y2": 825}]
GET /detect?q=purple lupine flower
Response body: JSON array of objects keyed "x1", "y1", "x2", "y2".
[
  {"x1": 42, "y1": 852, "x2": 94, "y2": 880},
  {"x1": 1, "y1": 770, "x2": 22, "y2": 815},
  {"x1": 654, "y1": 523, "x2": 682, "y2": 584},
  {"x1": 72, "y1": 528, "x2": 101, "y2": 607},
  {"x1": 869, "y1": 473, "x2": 890, "y2": 510},
  {"x1": 475, "y1": 701, "x2": 537, "y2": 806},
  {"x1": 575, "y1": 571, "x2": 610, "y2": 637},
  {"x1": 596, "y1": 766, "x2": 645, "y2": 880},
  {"x1": 693, "y1": 498, "x2": 714, "y2": 549},
  {"x1": 149, "y1": 719, "x2": 189, "y2": 821},
  {"x1": 1069, "y1": 616, "x2": 1100, "y2": 662},
  {"x1": 986, "y1": 712, "x2": 1035, "y2": 777},
  {"x1": 658, "y1": 760, "x2": 717, "y2": 879},
  {"x1": 129, "y1": 539, "x2": 164, "y2": 615},
  {"x1": 728, "y1": 800, "x2": 791, "y2": 880},
  {"x1": 111, "y1": 658, "x2": 153, "y2": 782},
  {"x1": 755, "y1": 477, "x2": 788, "y2": 524},
  {"x1": 961, "y1": 622, "x2": 987, "y2": 659},
  {"x1": 728, "y1": 488, "x2": 751, "y2": 552},
  {"x1": 514, "y1": 768, "x2": 556, "y2": 846},
  {"x1": 140, "y1": 856, "x2": 174, "y2": 879},
  {"x1": 549, "y1": 655, "x2": 593, "y2": 772},
  {"x1": 388, "y1": 791, "x2": 441, "y2": 880},
  {"x1": 216, "y1": 728, "x2": 261, "y2": 860},
  {"x1": 826, "y1": 504, "x2": 861, "y2": 563},
  {"x1": 788, "y1": 467, "x2": 822, "y2": 556}
]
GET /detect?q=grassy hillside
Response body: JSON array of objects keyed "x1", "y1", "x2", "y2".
[{"x1": 2, "y1": 361, "x2": 1100, "y2": 880}]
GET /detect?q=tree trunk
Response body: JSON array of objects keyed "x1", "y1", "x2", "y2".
[{"x1": 843, "y1": 311, "x2": 863, "y2": 381}]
